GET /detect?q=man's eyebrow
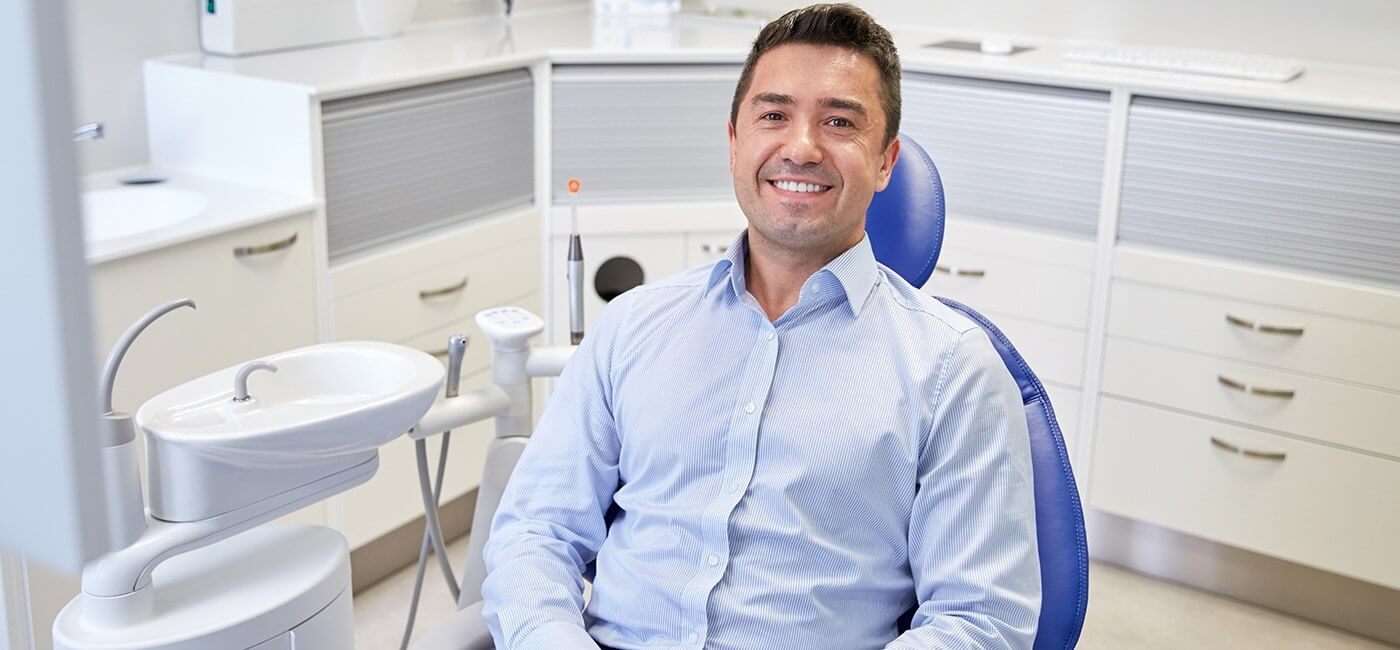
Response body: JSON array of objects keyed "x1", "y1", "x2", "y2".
[
  {"x1": 821, "y1": 97, "x2": 868, "y2": 117},
  {"x1": 751, "y1": 92, "x2": 795, "y2": 107}
]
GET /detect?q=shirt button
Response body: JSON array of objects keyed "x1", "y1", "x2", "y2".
[
  {"x1": 728, "y1": 481, "x2": 741, "y2": 494},
  {"x1": 744, "y1": 402, "x2": 756, "y2": 414},
  {"x1": 708, "y1": 554, "x2": 720, "y2": 567},
  {"x1": 688, "y1": 632, "x2": 700, "y2": 643},
  {"x1": 765, "y1": 330, "x2": 775, "y2": 341}
]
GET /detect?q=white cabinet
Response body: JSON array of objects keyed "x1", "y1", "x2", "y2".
[
  {"x1": 1093, "y1": 229, "x2": 1400, "y2": 589},
  {"x1": 89, "y1": 212, "x2": 322, "y2": 523},
  {"x1": 922, "y1": 218, "x2": 1095, "y2": 451},
  {"x1": 1092, "y1": 397, "x2": 1400, "y2": 590},
  {"x1": 331, "y1": 209, "x2": 541, "y2": 548}
]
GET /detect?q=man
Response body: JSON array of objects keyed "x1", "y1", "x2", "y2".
[{"x1": 481, "y1": 4, "x2": 1040, "y2": 649}]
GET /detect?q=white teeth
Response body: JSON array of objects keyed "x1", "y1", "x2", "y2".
[{"x1": 773, "y1": 180, "x2": 829, "y2": 193}]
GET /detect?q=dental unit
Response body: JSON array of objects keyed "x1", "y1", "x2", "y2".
[{"x1": 52, "y1": 186, "x2": 589, "y2": 648}]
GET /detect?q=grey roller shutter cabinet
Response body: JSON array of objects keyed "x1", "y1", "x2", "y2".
[
  {"x1": 1119, "y1": 97, "x2": 1400, "y2": 287},
  {"x1": 321, "y1": 69, "x2": 535, "y2": 262},
  {"x1": 552, "y1": 64, "x2": 741, "y2": 203},
  {"x1": 901, "y1": 73, "x2": 1111, "y2": 239}
]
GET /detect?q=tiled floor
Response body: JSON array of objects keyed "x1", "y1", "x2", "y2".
[{"x1": 354, "y1": 534, "x2": 1397, "y2": 650}]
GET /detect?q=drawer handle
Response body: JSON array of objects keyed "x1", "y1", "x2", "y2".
[
  {"x1": 701, "y1": 243, "x2": 730, "y2": 254},
  {"x1": 1217, "y1": 374, "x2": 1296, "y2": 399},
  {"x1": 934, "y1": 264, "x2": 986, "y2": 278},
  {"x1": 1225, "y1": 314, "x2": 1305, "y2": 337},
  {"x1": 1210, "y1": 436, "x2": 1287, "y2": 462},
  {"x1": 419, "y1": 276, "x2": 469, "y2": 300},
  {"x1": 233, "y1": 232, "x2": 298, "y2": 257}
]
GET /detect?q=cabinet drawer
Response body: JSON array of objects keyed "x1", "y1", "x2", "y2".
[
  {"x1": 91, "y1": 213, "x2": 319, "y2": 416},
  {"x1": 1090, "y1": 397, "x2": 1400, "y2": 590},
  {"x1": 924, "y1": 246, "x2": 1092, "y2": 329},
  {"x1": 332, "y1": 209, "x2": 537, "y2": 299},
  {"x1": 334, "y1": 237, "x2": 539, "y2": 343},
  {"x1": 1102, "y1": 338, "x2": 1400, "y2": 458},
  {"x1": 973, "y1": 314, "x2": 1085, "y2": 388},
  {"x1": 1108, "y1": 279, "x2": 1400, "y2": 392}
]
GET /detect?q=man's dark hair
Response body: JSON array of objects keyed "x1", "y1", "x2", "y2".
[{"x1": 730, "y1": 3, "x2": 901, "y2": 146}]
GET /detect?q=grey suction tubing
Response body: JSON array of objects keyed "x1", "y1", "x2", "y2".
[
  {"x1": 99, "y1": 298, "x2": 196, "y2": 414},
  {"x1": 402, "y1": 334, "x2": 469, "y2": 649}
]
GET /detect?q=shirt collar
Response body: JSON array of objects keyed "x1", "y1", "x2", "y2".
[{"x1": 706, "y1": 231, "x2": 881, "y2": 318}]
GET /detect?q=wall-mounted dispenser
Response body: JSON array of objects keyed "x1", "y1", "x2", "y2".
[{"x1": 200, "y1": 0, "x2": 418, "y2": 57}]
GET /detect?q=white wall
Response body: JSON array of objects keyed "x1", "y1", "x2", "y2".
[
  {"x1": 65, "y1": 0, "x2": 585, "y2": 177},
  {"x1": 722, "y1": 0, "x2": 1400, "y2": 69}
]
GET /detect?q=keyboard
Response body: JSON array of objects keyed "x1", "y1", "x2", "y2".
[{"x1": 1063, "y1": 46, "x2": 1305, "y2": 82}]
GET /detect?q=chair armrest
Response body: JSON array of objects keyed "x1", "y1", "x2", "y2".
[{"x1": 410, "y1": 601, "x2": 494, "y2": 650}]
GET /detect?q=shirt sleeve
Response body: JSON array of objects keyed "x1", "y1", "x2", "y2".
[
  {"x1": 885, "y1": 328, "x2": 1041, "y2": 650},
  {"x1": 480, "y1": 295, "x2": 632, "y2": 650}
]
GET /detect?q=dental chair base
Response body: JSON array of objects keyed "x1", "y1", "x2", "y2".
[{"x1": 53, "y1": 524, "x2": 354, "y2": 650}]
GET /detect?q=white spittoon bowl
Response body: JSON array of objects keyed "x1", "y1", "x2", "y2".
[{"x1": 138, "y1": 341, "x2": 444, "y2": 469}]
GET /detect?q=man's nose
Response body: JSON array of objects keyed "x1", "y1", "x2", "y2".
[{"x1": 780, "y1": 122, "x2": 824, "y2": 167}]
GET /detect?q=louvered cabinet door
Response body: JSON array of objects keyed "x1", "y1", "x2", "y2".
[
  {"x1": 552, "y1": 64, "x2": 741, "y2": 204},
  {"x1": 1118, "y1": 98, "x2": 1400, "y2": 287},
  {"x1": 321, "y1": 69, "x2": 536, "y2": 263},
  {"x1": 901, "y1": 73, "x2": 1111, "y2": 238}
]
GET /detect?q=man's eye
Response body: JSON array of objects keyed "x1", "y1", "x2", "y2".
[
  {"x1": 828, "y1": 117, "x2": 853, "y2": 128},
  {"x1": 760, "y1": 112, "x2": 784, "y2": 121}
]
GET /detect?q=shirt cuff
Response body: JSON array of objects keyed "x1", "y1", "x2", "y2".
[{"x1": 514, "y1": 620, "x2": 600, "y2": 650}]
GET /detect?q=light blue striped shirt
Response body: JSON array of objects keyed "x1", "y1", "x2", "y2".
[{"x1": 483, "y1": 233, "x2": 1040, "y2": 650}]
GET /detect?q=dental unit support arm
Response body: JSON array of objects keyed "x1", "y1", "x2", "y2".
[
  {"x1": 408, "y1": 306, "x2": 578, "y2": 606},
  {"x1": 60, "y1": 303, "x2": 573, "y2": 648}
]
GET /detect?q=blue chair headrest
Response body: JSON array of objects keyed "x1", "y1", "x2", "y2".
[{"x1": 865, "y1": 134, "x2": 945, "y2": 288}]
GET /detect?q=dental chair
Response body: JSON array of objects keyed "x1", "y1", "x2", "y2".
[{"x1": 413, "y1": 135, "x2": 1089, "y2": 650}]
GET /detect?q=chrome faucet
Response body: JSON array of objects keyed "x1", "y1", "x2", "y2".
[{"x1": 72, "y1": 122, "x2": 105, "y2": 142}]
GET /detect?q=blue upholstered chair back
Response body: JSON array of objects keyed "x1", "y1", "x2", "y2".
[{"x1": 866, "y1": 135, "x2": 1090, "y2": 650}]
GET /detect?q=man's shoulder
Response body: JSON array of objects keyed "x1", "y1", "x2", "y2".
[{"x1": 873, "y1": 265, "x2": 986, "y2": 341}]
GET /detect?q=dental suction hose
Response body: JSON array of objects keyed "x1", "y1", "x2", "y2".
[{"x1": 403, "y1": 335, "x2": 469, "y2": 648}]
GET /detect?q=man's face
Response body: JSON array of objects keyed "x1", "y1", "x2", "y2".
[{"x1": 729, "y1": 43, "x2": 900, "y2": 256}]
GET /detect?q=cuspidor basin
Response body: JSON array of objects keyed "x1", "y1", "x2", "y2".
[{"x1": 137, "y1": 341, "x2": 443, "y2": 521}]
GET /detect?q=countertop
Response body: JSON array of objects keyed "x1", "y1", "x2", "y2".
[
  {"x1": 151, "y1": 6, "x2": 1400, "y2": 122},
  {"x1": 84, "y1": 168, "x2": 322, "y2": 265}
]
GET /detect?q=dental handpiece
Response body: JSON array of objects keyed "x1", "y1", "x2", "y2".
[
  {"x1": 445, "y1": 334, "x2": 468, "y2": 398},
  {"x1": 567, "y1": 178, "x2": 585, "y2": 345}
]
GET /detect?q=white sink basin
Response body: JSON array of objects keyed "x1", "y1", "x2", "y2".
[
  {"x1": 82, "y1": 187, "x2": 206, "y2": 243},
  {"x1": 137, "y1": 342, "x2": 444, "y2": 469}
]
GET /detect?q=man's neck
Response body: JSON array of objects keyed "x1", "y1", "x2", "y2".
[{"x1": 744, "y1": 230, "x2": 858, "y2": 322}]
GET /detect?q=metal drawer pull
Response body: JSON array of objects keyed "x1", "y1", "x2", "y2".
[
  {"x1": 700, "y1": 243, "x2": 729, "y2": 254},
  {"x1": 419, "y1": 276, "x2": 469, "y2": 300},
  {"x1": 934, "y1": 264, "x2": 987, "y2": 278},
  {"x1": 1217, "y1": 374, "x2": 1295, "y2": 399},
  {"x1": 233, "y1": 233, "x2": 298, "y2": 257},
  {"x1": 1210, "y1": 436, "x2": 1287, "y2": 462},
  {"x1": 1225, "y1": 314, "x2": 1305, "y2": 337}
]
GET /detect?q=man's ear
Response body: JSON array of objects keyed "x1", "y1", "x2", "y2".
[
  {"x1": 874, "y1": 136, "x2": 901, "y2": 192},
  {"x1": 727, "y1": 121, "x2": 737, "y2": 172}
]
